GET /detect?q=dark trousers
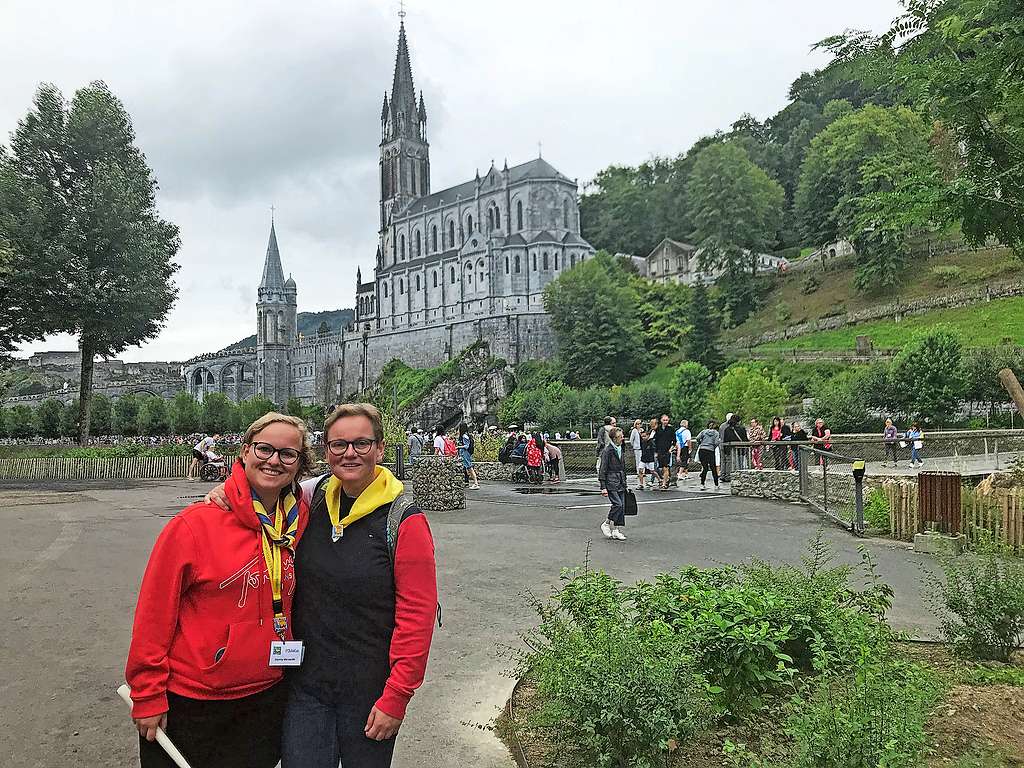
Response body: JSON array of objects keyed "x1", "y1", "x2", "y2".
[
  {"x1": 281, "y1": 682, "x2": 396, "y2": 768},
  {"x1": 698, "y1": 449, "x2": 719, "y2": 486},
  {"x1": 772, "y1": 446, "x2": 787, "y2": 470},
  {"x1": 139, "y1": 684, "x2": 286, "y2": 768},
  {"x1": 885, "y1": 443, "x2": 899, "y2": 464},
  {"x1": 606, "y1": 489, "x2": 626, "y2": 526}
]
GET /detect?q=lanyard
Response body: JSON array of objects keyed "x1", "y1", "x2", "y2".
[{"x1": 253, "y1": 495, "x2": 296, "y2": 640}]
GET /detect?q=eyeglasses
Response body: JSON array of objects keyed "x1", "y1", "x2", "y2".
[
  {"x1": 326, "y1": 438, "x2": 378, "y2": 456},
  {"x1": 251, "y1": 442, "x2": 301, "y2": 465}
]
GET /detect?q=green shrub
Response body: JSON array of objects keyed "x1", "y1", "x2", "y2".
[
  {"x1": 931, "y1": 264, "x2": 965, "y2": 286},
  {"x1": 800, "y1": 274, "x2": 820, "y2": 295},
  {"x1": 775, "y1": 302, "x2": 792, "y2": 324},
  {"x1": 864, "y1": 488, "x2": 891, "y2": 532},
  {"x1": 928, "y1": 535, "x2": 1024, "y2": 661}
]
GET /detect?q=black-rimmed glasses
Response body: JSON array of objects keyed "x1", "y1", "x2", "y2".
[
  {"x1": 326, "y1": 438, "x2": 378, "y2": 456},
  {"x1": 251, "y1": 442, "x2": 301, "y2": 465}
]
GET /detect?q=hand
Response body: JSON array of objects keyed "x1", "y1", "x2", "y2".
[
  {"x1": 364, "y1": 706, "x2": 402, "y2": 741},
  {"x1": 134, "y1": 712, "x2": 167, "y2": 742},
  {"x1": 601, "y1": 489, "x2": 608, "y2": 496},
  {"x1": 204, "y1": 483, "x2": 230, "y2": 509}
]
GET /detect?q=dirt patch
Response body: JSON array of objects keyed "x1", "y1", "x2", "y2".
[{"x1": 928, "y1": 685, "x2": 1024, "y2": 766}]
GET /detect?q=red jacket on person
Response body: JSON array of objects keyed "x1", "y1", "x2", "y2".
[{"x1": 125, "y1": 462, "x2": 309, "y2": 719}]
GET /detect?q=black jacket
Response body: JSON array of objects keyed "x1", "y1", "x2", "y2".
[{"x1": 598, "y1": 443, "x2": 628, "y2": 492}]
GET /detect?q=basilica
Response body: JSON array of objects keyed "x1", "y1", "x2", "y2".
[{"x1": 183, "y1": 20, "x2": 593, "y2": 405}]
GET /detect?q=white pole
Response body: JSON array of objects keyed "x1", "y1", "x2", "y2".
[{"x1": 116, "y1": 684, "x2": 194, "y2": 768}]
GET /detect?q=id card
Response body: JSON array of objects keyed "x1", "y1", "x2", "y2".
[{"x1": 269, "y1": 640, "x2": 304, "y2": 667}]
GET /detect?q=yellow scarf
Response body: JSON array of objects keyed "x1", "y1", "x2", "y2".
[{"x1": 325, "y1": 465, "x2": 404, "y2": 541}]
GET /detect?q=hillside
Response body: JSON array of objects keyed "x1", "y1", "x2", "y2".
[
  {"x1": 724, "y1": 246, "x2": 1023, "y2": 348},
  {"x1": 224, "y1": 307, "x2": 354, "y2": 350}
]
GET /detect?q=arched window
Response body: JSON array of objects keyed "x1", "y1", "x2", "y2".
[
  {"x1": 431, "y1": 226, "x2": 437, "y2": 252},
  {"x1": 516, "y1": 200, "x2": 523, "y2": 230},
  {"x1": 478, "y1": 259, "x2": 485, "y2": 284},
  {"x1": 448, "y1": 220, "x2": 455, "y2": 247},
  {"x1": 465, "y1": 262, "x2": 473, "y2": 285},
  {"x1": 515, "y1": 254, "x2": 521, "y2": 273},
  {"x1": 563, "y1": 199, "x2": 570, "y2": 228},
  {"x1": 467, "y1": 214, "x2": 473, "y2": 233},
  {"x1": 415, "y1": 231, "x2": 422, "y2": 258},
  {"x1": 495, "y1": 207, "x2": 501, "y2": 230},
  {"x1": 487, "y1": 208, "x2": 494, "y2": 232},
  {"x1": 400, "y1": 234, "x2": 406, "y2": 260},
  {"x1": 542, "y1": 252, "x2": 549, "y2": 270},
  {"x1": 570, "y1": 253, "x2": 577, "y2": 268},
  {"x1": 555, "y1": 253, "x2": 560, "y2": 270},
  {"x1": 450, "y1": 266, "x2": 456, "y2": 283},
  {"x1": 505, "y1": 256, "x2": 510, "y2": 274},
  {"x1": 411, "y1": 162, "x2": 417, "y2": 194},
  {"x1": 532, "y1": 252, "x2": 537, "y2": 271},
  {"x1": 399, "y1": 279, "x2": 405, "y2": 295},
  {"x1": 415, "y1": 274, "x2": 420, "y2": 291},
  {"x1": 383, "y1": 282, "x2": 389, "y2": 298},
  {"x1": 432, "y1": 270, "x2": 438, "y2": 288}
]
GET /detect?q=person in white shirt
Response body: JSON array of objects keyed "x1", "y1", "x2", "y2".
[
  {"x1": 187, "y1": 433, "x2": 220, "y2": 480},
  {"x1": 432, "y1": 424, "x2": 447, "y2": 455}
]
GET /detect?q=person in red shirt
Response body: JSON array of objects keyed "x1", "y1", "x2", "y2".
[{"x1": 125, "y1": 413, "x2": 314, "y2": 768}]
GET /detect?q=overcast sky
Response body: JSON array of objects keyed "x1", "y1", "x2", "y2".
[{"x1": 3, "y1": 0, "x2": 902, "y2": 362}]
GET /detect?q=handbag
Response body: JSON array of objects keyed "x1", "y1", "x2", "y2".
[{"x1": 624, "y1": 489, "x2": 638, "y2": 516}]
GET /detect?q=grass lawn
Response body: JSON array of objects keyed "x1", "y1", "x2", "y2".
[{"x1": 756, "y1": 295, "x2": 1024, "y2": 351}]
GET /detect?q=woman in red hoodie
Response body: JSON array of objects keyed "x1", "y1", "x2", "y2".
[{"x1": 125, "y1": 412, "x2": 314, "y2": 768}]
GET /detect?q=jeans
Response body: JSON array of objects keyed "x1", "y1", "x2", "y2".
[
  {"x1": 281, "y1": 683, "x2": 397, "y2": 768},
  {"x1": 606, "y1": 489, "x2": 626, "y2": 526},
  {"x1": 911, "y1": 446, "x2": 922, "y2": 464},
  {"x1": 698, "y1": 449, "x2": 718, "y2": 486}
]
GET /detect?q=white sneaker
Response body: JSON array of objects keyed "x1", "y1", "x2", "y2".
[
  {"x1": 700, "y1": 483, "x2": 706, "y2": 490},
  {"x1": 612, "y1": 529, "x2": 626, "y2": 541},
  {"x1": 600, "y1": 520, "x2": 613, "y2": 539},
  {"x1": 470, "y1": 484, "x2": 480, "y2": 490}
]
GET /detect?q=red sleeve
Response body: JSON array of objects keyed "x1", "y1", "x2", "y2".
[
  {"x1": 374, "y1": 513, "x2": 438, "y2": 720},
  {"x1": 124, "y1": 516, "x2": 197, "y2": 719}
]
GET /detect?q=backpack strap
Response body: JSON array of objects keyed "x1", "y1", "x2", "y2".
[{"x1": 385, "y1": 492, "x2": 443, "y2": 628}]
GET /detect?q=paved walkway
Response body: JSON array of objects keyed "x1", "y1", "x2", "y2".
[{"x1": 1, "y1": 477, "x2": 944, "y2": 768}]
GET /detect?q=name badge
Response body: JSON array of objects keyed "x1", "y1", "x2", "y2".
[{"x1": 269, "y1": 640, "x2": 304, "y2": 667}]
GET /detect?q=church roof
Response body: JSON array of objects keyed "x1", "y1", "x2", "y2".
[
  {"x1": 389, "y1": 22, "x2": 420, "y2": 136},
  {"x1": 561, "y1": 231, "x2": 588, "y2": 245},
  {"x1": 398, "y1": 157, "x2": 572, "y2": 217},
  {"x1": 530, "y1": 230, "x2": 560, "y2": 244},
  {"x1": 259, "y1": 221, "x2": 286, "y2": 290}
]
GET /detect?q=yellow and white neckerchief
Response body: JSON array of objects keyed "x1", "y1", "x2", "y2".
[
  {"x1": 252, "y1": 491, "x2": 299, "y2": 639},
  {"x1": 324, "y1": 466, "x2": 403, "y2": 543}
]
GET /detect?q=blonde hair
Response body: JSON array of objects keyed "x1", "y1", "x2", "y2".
[
  {"x1": 324, "y1": 402, "x2": 385, "y2": 442},
  {"x1": 241, "y1": 412, "x2": 315, "y2": 479}
]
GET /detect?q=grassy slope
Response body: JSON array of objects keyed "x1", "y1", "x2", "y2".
[
  {"x1": 726, "y1": 246, "x2": 1022, "y2": 343},
  {"x1": 756, "y1": 295, "x2": 1024, "y2": 350}
]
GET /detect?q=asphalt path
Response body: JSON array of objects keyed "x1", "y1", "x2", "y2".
[{"x1": 2, "y1": 476, "x2": 942, "y2": 768}]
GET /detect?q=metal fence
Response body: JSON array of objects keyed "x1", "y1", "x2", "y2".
[{"x1": 797, "y1": 447, "x2": 865, "y2": 534}]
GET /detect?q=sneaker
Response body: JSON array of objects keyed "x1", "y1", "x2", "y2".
[
  {"x1": 600, "y1": 520, "x2": 613, "y2": 539},
  {"x1": 612, "y1": 529, "x2": 626, "y2": 541},
  {"x1": 700, "y1": 483, "x2": 706, "y2": 491},
  {"x1": 470, "y1": 484, "x2": 480, "y2": 490}
]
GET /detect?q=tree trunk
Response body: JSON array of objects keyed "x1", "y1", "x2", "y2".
[
  {"x1": 999, "y1": 368, "x2": 1024, "y2": 416},
  {"x1": 77, "y1": 338, "x2": 95, "y2": 445}
]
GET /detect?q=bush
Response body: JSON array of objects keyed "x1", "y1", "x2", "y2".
[
  {"x1": 864, "y1": 488, "x2": 891, "y2": 532},
  {"x1": 800, "y1": 274, "x2": 820, "y2": 295},
  {"x1": 930, "y1": 264, "x2": 965, "y2": 286},
  {"x1": 928, "y1": 535, "x2": 1024, "y2": 661},
  {"x1": 774, "y1": 302, "x2": 792, "y2": 324}
]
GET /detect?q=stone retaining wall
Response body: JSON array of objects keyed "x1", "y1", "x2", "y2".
[
  {"x1": 730, "y1": 469, "x2": 802, "y2": 501},
  {"x1": 409, "y1": 455, "x2": 465, "y2": 511},
  {"x1": 471, "y1": 461, "x2": 517, "y2": 481}
]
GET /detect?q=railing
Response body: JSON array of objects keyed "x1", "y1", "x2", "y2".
[{"x1": 797, "y1": 446, "x2": 865, "y2": 535}]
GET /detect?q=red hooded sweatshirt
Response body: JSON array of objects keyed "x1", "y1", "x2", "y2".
[{"x1": 125, "y1": 462, "x2": 308, "y2": 718}]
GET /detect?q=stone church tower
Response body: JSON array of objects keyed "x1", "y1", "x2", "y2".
[{"x1": 255, "y1": 219, "x2": 296, "y2": 405}]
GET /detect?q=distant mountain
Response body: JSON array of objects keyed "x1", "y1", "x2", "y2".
[{"x1": 224, "y1": 308, "x2": 355, "y2": 351}]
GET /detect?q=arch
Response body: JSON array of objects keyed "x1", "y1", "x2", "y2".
[
  {"x1": 542, "y1": 251, "x2": 549, "y2": 270},
  {"x1": 383, "y1": 282, "x2": 389, "y2": 299},
  {"x1": 450, "y1": 266, "x2": 456, "y2": 283},
  {"x1": 400, "y1": 234, "x2": 406, "y2": 260},
  {"x1": 432, "y1": 270, "x2": 438, "y2": 288},
  {"x1": 448, "y1": 219, "x2": 455, "y2": 247},
  {"x1": 415, "y1": 274, "x2": 421, "y2": 291},
  {"x1": 570, "y1": 252, "x2": 577, "y2": 268},
  {"x1": 264, "y1": 312, "x2": 273, "y2": 344},
  {"x1": 431, "y1": 226, "x2": 438, "y2": 252},
  {"x1": 532, "y1": 252, "x2": 537, "y2": 271},
  {"x1": 467, "y1": 213, "x2": 473, "y2": 233},
  {"x1": 563, "y1": 198, "x2": 570, "y2": 228},
  {"x1": 505, "y1": 255, "x2": 510, "y2": 274},
  {"x1": 477, "y1": 258, "x2": 485, "y2": 285},
  {"x1": 516, "y1": 199, "x2": 523, "y2": 230},
  {"x1": 495, "y1": 206, "x2": 501, "y2": 230},
  {"x1": 277, "y1": 310, "x2": 285, "y2": 342},
  {"x1": 487, "y1": 208, "x2": 495, "y2": 232},
  {"x1": 415, "y1": 230, "x2": 422, "y2": 258},
  {"x1": 399, "y1": 278, "x2": 405, "y2": 295},
  {"x1": 515, "y1": 254, "x2": 521, "y2": 273},
  {"x1": 555, "y1": 253, "x2": 560, "y2": 270}
]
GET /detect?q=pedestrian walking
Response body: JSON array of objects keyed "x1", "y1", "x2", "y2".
[
  {"x1": 638, "y1": 422, "x2": 657, "y2": 491},
  {"x1": 629, "y1": 419, "x2": 645, "y2": 488},
  {"x1": 598, "y1": 427, "x2": 629, "y2": 541},
  {"x1": 595, "y1": 416, "x2": 615, "y2": 477},
  {"x1": 675, "y1": 419, "x2": 692, "y2": 480},
  {"x1": 654, "y1": 414, "x2": 676, "y2": 490},
  {"x1": 883, "y1": 418, "x2": 900, "y2": 467},
  {"x1": 458, "y1": 423, "x2": 480, "y2": 490},
  {"x1": 907, "y1": 422, "x2": 925, "y2": 467},
  {"x1": 695, "y1": 420, "x2": 721, "y2": 490},
  {"x1": 407, "y1": 428, "x2": 425, "y2": 465}
]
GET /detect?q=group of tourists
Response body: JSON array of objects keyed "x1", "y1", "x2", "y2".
[
  {"x1": 883, "y1": 418, "x2": 926, "y2": 467},
  {"x1": 126, "y1": 403, "x2": 439, "y2": 768},
  {"x1": 500, "y1": 428, "x2": 563, "y2": 483},
  {"x1": 406, "y1": 422, "x2": 482, "y2": 489}
]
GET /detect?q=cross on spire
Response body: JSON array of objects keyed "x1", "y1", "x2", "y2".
[
  {"x1": 398, "y1": 0, "x2": 406, "y2": 20},
  {"x1": 537, "y1": 140, "x2": 543, "y2": 158},
  {"x1": 270, "y1": 204, "x2": 275, "y2": 222}
]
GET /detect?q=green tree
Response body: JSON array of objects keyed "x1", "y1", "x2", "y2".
[
  {"x1": 622, "y1": 383, "x2": 672, "y2": 422},
  {"x1": 113, "y1": 394, "x2": 141, "y2": 436},
  {"x1": 684, "y1": 283, "x2": 725, "y2": 373},
  {"x1": 138, "y1": 395, "x2": 171, "y2": 436},
  {"x1": 809, "y1": 375, "x2": 874, "y2": 432},
  {"x1": 201, "y1": 393, "x2": 237, "y2": 434},
  {"x1": 685, "y1": 141, "x2": 784, "y2": 325},
  {"x1": 0, "y1": 406, "x2": 7, "y2": 437},
  {"x1": 543, "y1": 251, "x2": 650, "y2": 388},
  {"x1": 576, "y1": 387, "x2": 614, "y2": 433},
  {"x1": 286, "y1": 397, "x2": 305, "y2": 418},
  {"x1": 169, "y1": 391, "x2": 200, "y2": 434},
  {"x1": 237, "y1": 396, "x2": 276, "y2": 430},
  {"x1": 35, "y1": 398, "x2": 64, "y2": 438},
  {"x1": 890, "y1": 328, "x2": 965, "y2": 424},
  {"x1": 0, "y1": 82, "x2": 179, "y2": 442},
  {"x1": 631, "y1": 277, "x2": 692, "y2": 358},
  {"x1": 7, "y1": 404, "x2": 35, "y2": 438},
  {"x1": 90, "y1": 393, "x2": 112, "y2": 434},
  {"x1": 671, "y1": 362, "x2": 711, "y2": 423},
  {"x1": 708, "y1": 365, "x2": 789, "y2": 423},
  {"x1": 59, "y1": 398, "x2": 80, "y2": 437}
]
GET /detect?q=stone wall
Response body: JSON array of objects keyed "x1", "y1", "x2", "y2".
[
  {"x1": 472, "y1": 461, "x2": 518, "y2": 481},
  {"x1": 730, "y1": 469, "x2": 802, "y2": 501},
  {"x1": 409, "y1": 455, "x2": 465, "y2": 511}
]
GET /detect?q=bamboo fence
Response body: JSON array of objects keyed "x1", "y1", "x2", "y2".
[{"x1": 0, "y1": 456, "x2": 193, "y2": 480}]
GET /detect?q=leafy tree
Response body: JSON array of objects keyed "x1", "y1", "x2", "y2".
[
  {"x1": 0, "y1": 82, "x2": 179, "y2": 442},
  {"x1": 237, "y1": 396, "x2": 276, "y2": 430},
  {"x1": 544, "y1": 251, "x2": 651, "y2": 388},
  {"x1": 59, "y1": 398, "x2": 80, "y2": 438},
  {"x1": 623, "y1": 383, "x2": 672, "y2": 422},
  {"x1": 90, "y1": 394, "x2": 112, "y2": 435},
  {"x1": 809, "y1": 375, "x2": 874, "y2": 432},
  {"x1": 685, "y1": 141, "x2": 784, "y2": 325},
  {"x1": 962, "y1": 347, "x2": 1024, "y2": 417},
  {"x1": 890, "y1": 328, "x2": 965, "y2": 425},
  {"x1": 671, "y1": 362, "x2": 712, "y2": 423},
  {"x1": 631, "y1": 277, "x2": 692, "y2": 358},
  {"x1": 201, "y1": 393, "x2": 237, "y2": 434},
  {"x1": 684, "y1": 283, "x2": 725, "y2": 373},
  {"x1": 7, "y1": 404, "x2": 35, "y2": 438},
  {"x1": 169, "y1": 391, "x2": 200, "y2": 435},
  {"x1": 113, "y1": 394, "x2": 141, "y2": 436},
  {"x1": 286, "y1": 397, "x2": 305, "y2": 418},
  {"x1": 35, "y1": 398, "x2": 64, "y2": 438},
  {"x1": 576, "y1": 387, "x2": 614, "y2": 432},
  {"x1": 537, "y1": 382, "x2": 578, "y2": 432},
  {"x1": 0, "y1": 406, "x2": 7, "y2": 437},
  {"x1": 138, "y1": 395, "x2": 171, "y2": 436},
  {"x1": 708, "y1": 365, "x2": 789, "y2": 423}
]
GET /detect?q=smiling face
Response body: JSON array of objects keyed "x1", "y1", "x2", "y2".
[
  {"x1": 241, "y1": 421, "x2": 304, "y2": 503},
  {"x1": 326, "y1": 414, "x2": 385, "y2": 490}
]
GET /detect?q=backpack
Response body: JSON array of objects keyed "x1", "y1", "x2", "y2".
[
  {"x1": 467, "y1": 433, "x2": 475, "y2": 456},
  {"x1": 443, "y1": 436, "x2": 458, "y2": 456}
]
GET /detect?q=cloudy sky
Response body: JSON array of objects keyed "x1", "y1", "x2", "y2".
[{"x1": 3, "y1": 0, "x2": 902, "y2": 362}]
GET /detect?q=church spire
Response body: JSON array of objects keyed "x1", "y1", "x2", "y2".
[
  {"x1": 388, "y1": 20, "x2": 422, "y2": 140},
  {"x1": 259, "y1": 219, "x2": 286, "y2": 290}
]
